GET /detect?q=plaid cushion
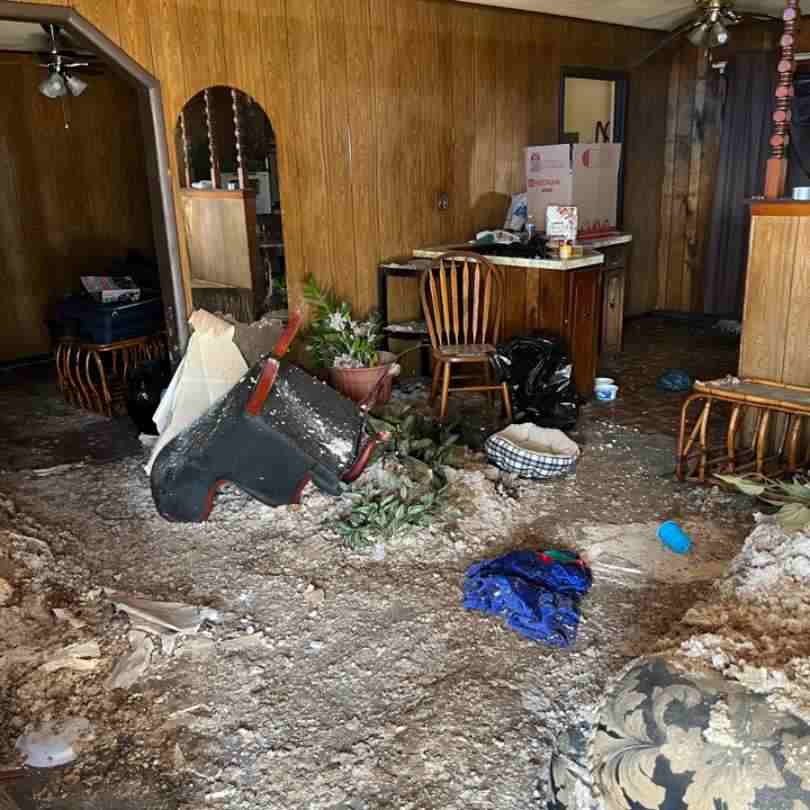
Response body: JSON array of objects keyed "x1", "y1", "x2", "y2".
[{"x1": 484, "y1": 431, "x2": 577, "y2": 480}]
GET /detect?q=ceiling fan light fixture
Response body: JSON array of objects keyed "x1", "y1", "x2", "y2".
[
  {"x1": 65, "y1": 73, "x2": 87, "y2": 97},
  {"x1": 709, "y1": 20, "x2": 730, "y2": 48},
  {"x1": 687, "y1": 22, "x2": 710, "y2": 48},
  {"x1": 39, "y1": 71, "x2": 67, "y2": 99}
]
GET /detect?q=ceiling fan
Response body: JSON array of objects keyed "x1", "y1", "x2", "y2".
[
  {"x1": 633, "y1": 0, "x2": 780, "y2": 67},
  {"x1": 36, "y1": 23, "x2": 102, "y2": 99}
]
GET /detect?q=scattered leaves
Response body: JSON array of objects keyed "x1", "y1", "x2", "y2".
[
  {"x1": 368, "y1": 405, "x2": 466, "y2": 478},
  {"x1": 334, "y1": 480, "x2": 448, "y2": 550},
  {"x1": 714, "y1": 473, "x2": 810, "y2": 531}
]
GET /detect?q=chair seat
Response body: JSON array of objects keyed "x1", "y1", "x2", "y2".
[{"x1": 435, "y1": 343, "x2": 495, "y2": 362}]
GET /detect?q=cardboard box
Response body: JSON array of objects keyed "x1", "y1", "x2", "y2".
[{"x1": 525, "y1": 143, "x2": 621, "y2": 237}]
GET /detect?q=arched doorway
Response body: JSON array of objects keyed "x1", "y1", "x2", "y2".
[{"x1": 174, "y1": 86, "x2": 286, "y2": 323}]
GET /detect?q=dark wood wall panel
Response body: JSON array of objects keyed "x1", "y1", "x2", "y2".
[
  {"x1": 11, "y1": 0, "x2": 667, "y2": 328},
  {"x1": 623, "y1": 45, "x2": 672, "y2": 316},
  {"x1": 653, "y1": 22, "x2": 810, "y2": 314},
  {"x1": 0, "y1": 55, "x2": 154, "y2": 362}
]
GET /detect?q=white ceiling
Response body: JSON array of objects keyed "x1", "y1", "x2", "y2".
[
  {"x1": 455, "y1": 0, "x2": 787, "y2": 30},
  {"x1": 0, "y1": 19, "x2": 91, "y2": 54}
]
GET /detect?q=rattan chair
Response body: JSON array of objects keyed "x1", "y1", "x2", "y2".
[{"x1": 420, "y1": 251, "x2": 512, "y2": 421}]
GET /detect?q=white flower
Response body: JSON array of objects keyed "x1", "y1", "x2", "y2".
[
  {"x1": 327, "y1": 312, "x2": 348, "y2": 332},
  {"x1": 333, "y1": 353, "x2": 363, "y2": 369},
  {"x1": 354, "y1": 322, "x2": 370, "y2": 337}
]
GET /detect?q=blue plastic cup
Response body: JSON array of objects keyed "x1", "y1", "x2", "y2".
[{"x1": 657, "y1": 521, "x2": 692, "y2": 554}]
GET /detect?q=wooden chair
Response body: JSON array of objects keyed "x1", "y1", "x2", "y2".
[{"x1": 420, "y1": 251, "x2": 512, "y2": 421}]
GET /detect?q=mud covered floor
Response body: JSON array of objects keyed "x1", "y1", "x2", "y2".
[{"x1": 0, "y1": 317, "x2": 751, "y2": 809}]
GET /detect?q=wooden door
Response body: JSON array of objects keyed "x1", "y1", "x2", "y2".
[
  {"x1": 601, "y1": 267, "x2": 625, "y2": 355},
  {"x1": 566, "y1": 269, "x2": 602, "y2": 398}
]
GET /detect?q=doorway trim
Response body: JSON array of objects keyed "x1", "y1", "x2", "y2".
[{"x1": 0, "y1": 1, "x2": 189, "y2": 360}]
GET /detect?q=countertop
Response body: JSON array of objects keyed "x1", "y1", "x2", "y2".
[
  {"x1": 578, "y1": 233, "x2": 633, "y2": 249},
  {"x1": 412, "y1": 244, "x2": 605, "y2": 271}
]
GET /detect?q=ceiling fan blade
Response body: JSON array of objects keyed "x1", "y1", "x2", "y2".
[
  {"x1": 628, "y1": 19, "x2": 702, "y2": 69},
  {"x1": 70, "y1": 65, "x2": 104, "y2": 75},
  {"x1": 738, "y1": 12, "x2": 781, "y2": 22}
]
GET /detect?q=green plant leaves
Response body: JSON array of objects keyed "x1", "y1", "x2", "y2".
[
  {"x1": 332, "y1": 406, "x2": 469, "y2": 550},
  {"x1": 714, "y1": 472, "x2": 810, "y2": 531},
  {"x1": 334, "y1": 476, "x2": 450, "y2": 550},
  {"x1": 775, "y1": 503, "x2": 810, "y2": 532},
  {"x1": 714, "y1": 474, "x2": 767, "y2": 497}
]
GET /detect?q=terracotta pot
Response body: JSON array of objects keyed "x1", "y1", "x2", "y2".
[{"x1": 328, "y1": 352, "x2": 396, "y2": 404}]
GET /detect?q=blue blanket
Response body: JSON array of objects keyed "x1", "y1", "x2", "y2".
[{"x1": 463, "y1": 550, "x2": 592, "y2": 647}]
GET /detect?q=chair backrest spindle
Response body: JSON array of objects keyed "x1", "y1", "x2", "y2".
[
  {"x1": 450, "y1": 260, "x2": 460, "y2": 344},
  {"x1": 420, "y1": 252, "x2": 502, "y2": 351},
  {"x1": 462, "y1": 260, "x2": 470, "y2": 344}
]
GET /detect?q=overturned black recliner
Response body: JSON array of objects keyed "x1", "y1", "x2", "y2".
[{"x1": 150, "y1": 318, "x2": 383, "y2": 522}]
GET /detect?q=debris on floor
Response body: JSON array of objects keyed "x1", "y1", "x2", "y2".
[
  {"x1": 15, "y1": 718, "x2": 94, "y2": 769},
  {"x1": 576, "y1": 521, "x2": 730, "y2": 588},
  {"x1": 30, "y1": 463, "x2": 86, "y2": 479},
  {"x1": 463, "y1": 550, "x2": 592, "y2": 646},
  {"x1": 38, "y1": 641, "x2": 101, "y2": 674},
  {"x1": 0, "y1": 315, "x2": 761, "y2": 809},
  {"x1": 106, "y1": 591, "x2": 223, "y2": 635},
  {"x1": 106, "y1": 631, "x2": 154, "y2": 690}
]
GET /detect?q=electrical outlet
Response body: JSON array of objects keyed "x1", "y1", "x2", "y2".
[{"x1": 437, "y1": 192, "x2": 449, "y2": 211}]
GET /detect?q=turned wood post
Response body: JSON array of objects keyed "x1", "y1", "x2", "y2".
[
  {"x1": 765, "y1": 0, "x2": 802, "y2": 198},
  {"x1": 231, "y1": 89, "x2": 247, "y2": 191},
  {"x1": 203, "y1": 87, "x2": 221, "y2": 189},
  {"x1": 178, "y1": 110, "x2": 192, "y2": 188}
]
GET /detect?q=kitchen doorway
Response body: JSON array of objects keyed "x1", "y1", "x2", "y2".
[{"x1": 560, "y1": 67, "x2": 628, "y2": 227}]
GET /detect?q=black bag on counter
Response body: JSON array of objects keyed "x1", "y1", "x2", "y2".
[{"x1": 491, "y1": 335, "x2": 579, "y2": 430}]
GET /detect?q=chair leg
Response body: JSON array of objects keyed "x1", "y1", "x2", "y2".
[
  {"x1": 439, "y1": 362, "x2": 451, "y2": 421},
  {"x1": 501, "y1": 383, "x2": 512, "y2": 422},
  {"x1": 430, "y1": 358, "x2": 441, "y2": 403},
  {"x1": 484, "y1": 363, "x2": 495, "y2": 406}
]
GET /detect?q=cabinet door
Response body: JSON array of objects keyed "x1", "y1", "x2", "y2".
[
  {"x1": 566, "y1": 269, "x2": 602, "y2": 398},
  {"x1": 601, "y1": 267, "x2": 625, "y2": 355}
]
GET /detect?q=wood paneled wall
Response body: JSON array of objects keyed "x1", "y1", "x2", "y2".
[
  {"x1": 8, "y1": 0, "x2": 667, "y2": 326},
  {"x1": 654, "y1": 23, "x2": 810, "y2": 314},
  {"x1": 740, "y1": 205, "x2": 810, "y2": 387},
  {"x1": 0, "y1": 53, "x2": 154, "y2": 362}
]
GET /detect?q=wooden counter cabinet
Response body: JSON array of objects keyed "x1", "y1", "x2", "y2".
[
  {"x1": 501, "y1": 264, "x2": 603, "y2": 398},
  {"x1": 599, "y1": 244, "x2": 628, "y2": 356}
]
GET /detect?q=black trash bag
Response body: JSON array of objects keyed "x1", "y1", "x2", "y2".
[{"x1": 491, "y1": 334, "x2": 579, "y2": 430}]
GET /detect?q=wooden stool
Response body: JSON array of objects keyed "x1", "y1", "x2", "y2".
[
  {"x1": 55, "y1": 333, "x2": 167, "y2": 417},
  {"x1": 677, "y1": 377, "x2": 810, "y2": 482}
]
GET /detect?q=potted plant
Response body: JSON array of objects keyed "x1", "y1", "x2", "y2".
[{"x1": 303, "y1": 276, "x2": 396, "y2": 404}]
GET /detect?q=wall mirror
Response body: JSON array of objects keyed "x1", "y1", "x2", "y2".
[
  {"x1": 560, "y1": 68, "x2": 628, "y2": 226},
  {"x1": 174, "y1": 86, "x2": 286, "y2": 322}
]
